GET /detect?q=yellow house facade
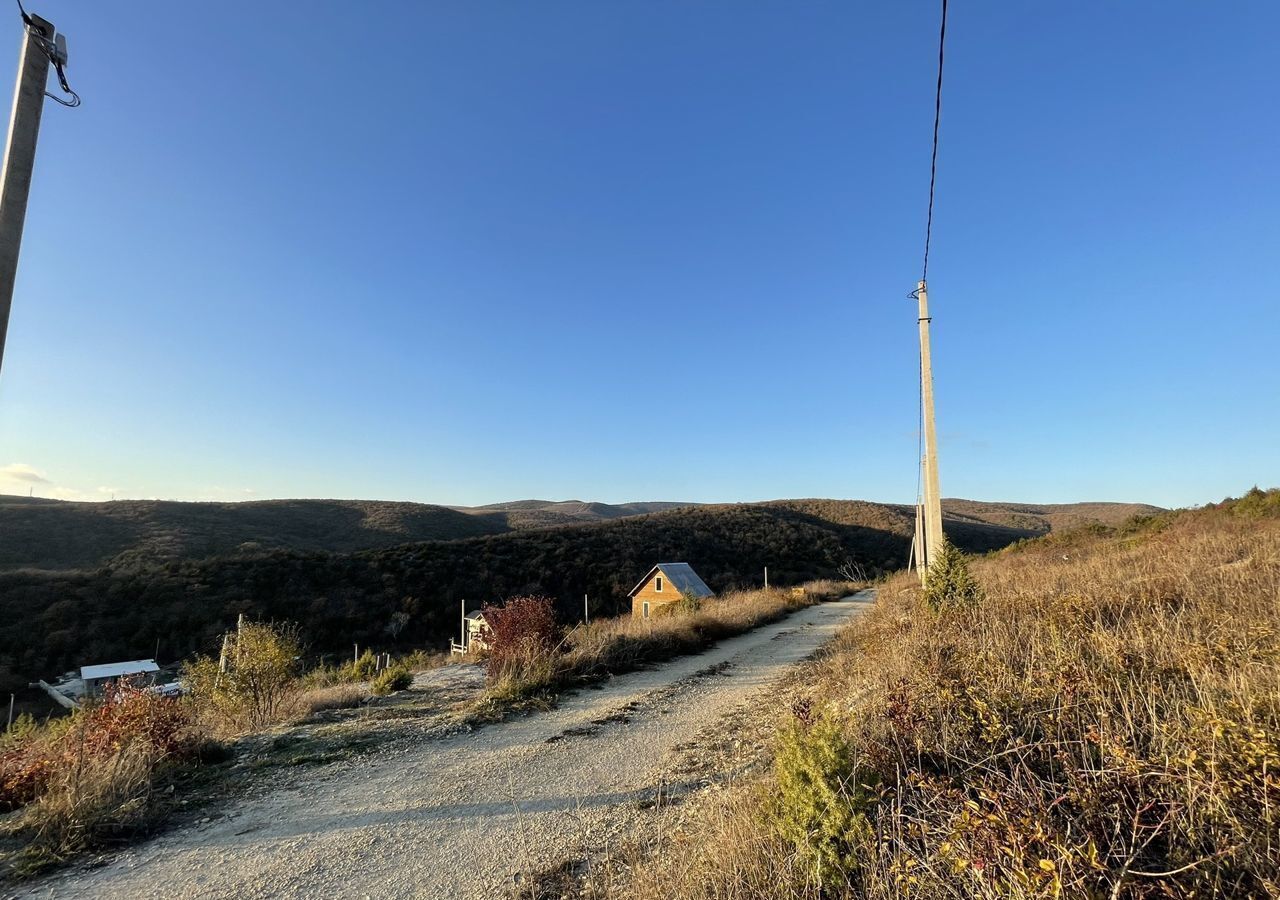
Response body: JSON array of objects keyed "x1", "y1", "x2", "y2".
[{"x1": 628, "y1": 562, "x2": 715, "y2": 618}]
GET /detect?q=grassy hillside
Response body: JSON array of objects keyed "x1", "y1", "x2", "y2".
[
  {"x1": 611, "y1": 488, "x2": 1280, "y2": 899},
  {"x1": 0, "y1": 499, "x2": 1034, "y2": 692}
]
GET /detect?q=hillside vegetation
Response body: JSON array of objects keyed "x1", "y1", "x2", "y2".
[
  {"x1": 0, "y1": 497, "x2": 507, "y2": 572},
  {"x1": 0, "y1": 497, "x2": 698, "y2": 573},
  {"x1": 0, "y1": 497, "x2": 1153, "y2": 696},
  {"x1": 612, "y1": 488, "x2": 1280, "y2": 899},
  {"x1": 0, "y1": 494, "x2": 1155, "y2": 574},
  {"x1": 460, "y1": 499, "x2": 692, "y2": 532}
]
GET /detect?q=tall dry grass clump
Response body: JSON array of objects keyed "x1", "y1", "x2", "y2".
[
  {"x1": 0, "y1": 682, "x2": 200, "y2": 874},
  {"x1": 617, "y1": 494, "x2": 1280, "y2": 899},
  {"x1": 479, "y1": 582, "x2": 859, "y2": 707},
  {"x1": 480, "y1": 595, "x2": 563, "y2": 702},
  {"x1": 560, "y1": 582, "x2": 853, "y2": 682}
]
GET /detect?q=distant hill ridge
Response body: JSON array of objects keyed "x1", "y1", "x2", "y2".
[{"x1": 0, "y1": 494, "x2": 1158, "y2": 574}]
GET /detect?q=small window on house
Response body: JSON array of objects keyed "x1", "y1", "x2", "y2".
[
  {"x1": 655, "y1": 576, "x2": 664, "y2": 592},
  {"x1": 642, "y1": 601, "x2": 650, "y2": 618}
]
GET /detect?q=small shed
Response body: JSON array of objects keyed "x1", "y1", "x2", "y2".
[
  {"x1": 79, "y1": 659, "x2": 160, "y2": 698},
  {"x1": 465, "y1": 610, "x2": 490, "y2": 651},
  {"x1": 628, "y1": 562, "x2": 714, "y2": 619},
  {"x1": 450, "y1": 605, "x2": 493, "y2": 655}
]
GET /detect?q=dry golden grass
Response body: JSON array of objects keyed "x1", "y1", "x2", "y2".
[
  {"x1": 482, "y1": 581, "x2": 858, "y2": 705},
  {"x1": 10, "y1": 740, "x2": 162, "y2": 873},
  {"x1": 608, "y1": 499, "x2": 1280, "y2": 899},
  {"x1": 293, "y1": 683, "x2": 370, "y2": 716}
]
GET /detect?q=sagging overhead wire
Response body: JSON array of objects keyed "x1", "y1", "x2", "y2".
[
  {"x1": 14, "y1": 0, "x2": 80, "y2": 108},
  {"x1": 920, "y1": 0, "x2": 947, "y2": 284}
]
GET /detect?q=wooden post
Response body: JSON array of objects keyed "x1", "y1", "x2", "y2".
[
  {"x1": 460, "y1": 598, "x2": 467, "y2": 651},
  {"x1": 583, "y1": 594, "x2": 589, "y2": 625},
  {"x1": 6, "y1": 693, "x2": 12, "y2": 731},
  {"x1": 917, "y1": 280, "x2": 944, "y2": 581},
  {"x1": 764, "y1": 566, "x2": 769, "y2": 590},
  {"x1": 354, "y1": 643, "x2": 359, "y2": 664}
]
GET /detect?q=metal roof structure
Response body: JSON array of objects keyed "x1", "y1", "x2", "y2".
[
  {"x1": 79, "y1": 659, "x2": 159, "y2": 682},
  {"x1": 627, "y1": 562, "x2": 715, "y2": 598}
]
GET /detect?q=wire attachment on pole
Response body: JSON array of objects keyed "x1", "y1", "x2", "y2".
[{"x1": 14, "y1": 0, "x2": 79, "y2": 108}]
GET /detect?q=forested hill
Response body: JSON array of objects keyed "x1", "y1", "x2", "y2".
[
  {"x1": 0, "y1": 497, "x2": 1158, "y2": 692},
  {"x1": 0, "y1": 494, "x2": 1155, "y2": 574},
  {"x1": 0, "y1": 496, "x2": 696, "y2": 572}
]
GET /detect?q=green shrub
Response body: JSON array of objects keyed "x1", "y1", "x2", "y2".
[
  {"x1": 2, "y1": 713, "x2": 39, "y2": 747},
  {"x1": 922, "y1": 540, "x2": 982, "y2": 611},
  {"x1": 1228, "y1": 486, "x2": 1280, "y2": 519},
  {"x1": 668, "y1": 590, "x2": 704, "y2": 615},
  {"x1": 370, "y1": 665, "x2": 412, "y2": 696},
  {"x1": 304, "y1": 651, "x2": 384, "y2": 687},
  {"x1": 772, "y1": 707, "x2": 875, "y2": 890},
  {"x1": 342, "y1": 651, "x2": 380, "y2": 682},
  {"x1": 184, "y1": 621, "x2": 301, "y2": 731}
]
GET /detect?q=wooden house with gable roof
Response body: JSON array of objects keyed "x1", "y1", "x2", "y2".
[{"x1": 628, "y1": 562, "x2": 714, "y2": 618}]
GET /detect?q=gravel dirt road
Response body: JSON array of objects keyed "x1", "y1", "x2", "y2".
[{"x1": 18, "y1": 591, "x2": 875, "y2": 900}]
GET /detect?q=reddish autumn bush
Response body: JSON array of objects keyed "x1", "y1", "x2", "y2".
[
  {"x1": 480, "y1": 595, "x2": 561, "y2": 690},
  {"x1": 79, "y1": 681, "x2": 192, "y2": 758},
  {"x1": 0, "y1": 744, "x2": 55, "y2": 811},
  {"x1": 0, "y1": 681, "x2": 193, "y2": 812}
]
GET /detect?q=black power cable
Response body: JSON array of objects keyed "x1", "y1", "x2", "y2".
[{"x1": 920, "y1": 0, "x2": 947, "y2": 284}]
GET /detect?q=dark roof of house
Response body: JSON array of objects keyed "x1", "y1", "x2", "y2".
[
  {"x1": 627, "y1": 562, "x2": 715, "y2": 599},
  {"x1": 465, "y1": 610, "x2": 487, "y2": 621}
]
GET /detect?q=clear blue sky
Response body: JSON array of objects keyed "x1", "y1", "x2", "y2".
[{"x1": 0, "y1": 1, "x2": 1274, "y2": 508}]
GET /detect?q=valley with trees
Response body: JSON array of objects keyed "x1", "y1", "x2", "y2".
[
  {"x1": 0, "y1": 0, "x2": 1272, "y2": 896},
  {"x1": 0, "y1": 496, "x2": 1156, "y2": 696}
]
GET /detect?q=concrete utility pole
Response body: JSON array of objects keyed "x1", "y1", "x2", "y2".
[
  {"x1": 0, "y1": 13, "x2": 56, "y2": 379},
  {"x1": 916, "y1": 280, "x2": 944, "y2": 580}
]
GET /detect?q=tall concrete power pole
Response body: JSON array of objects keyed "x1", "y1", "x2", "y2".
[
  {"x1": 0, "y1": 13, "x2": 63, "y2": 380},
  {"x1": 916, "y1": 280, "x2": 944, "y2": 580}
]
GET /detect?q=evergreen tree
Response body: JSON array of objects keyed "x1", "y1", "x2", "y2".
[{"x1": 922, "y1": 539, "x2": 982, "y2": 611}]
